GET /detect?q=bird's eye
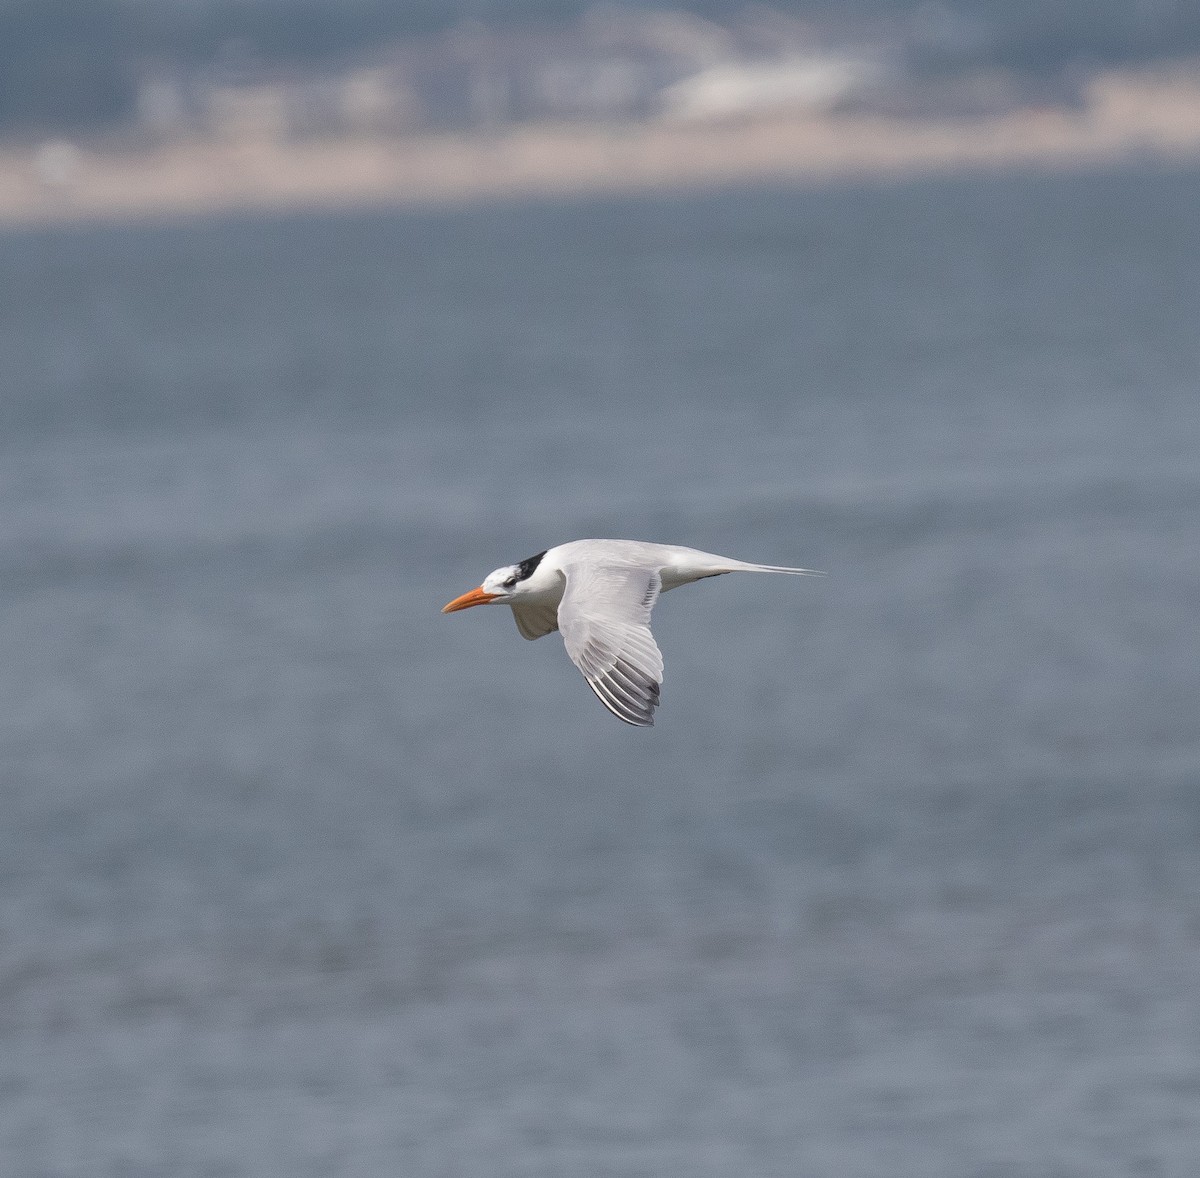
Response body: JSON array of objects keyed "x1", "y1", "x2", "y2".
[{"x1": 502, "y1": 576, "x2": 517, "y2": 589}]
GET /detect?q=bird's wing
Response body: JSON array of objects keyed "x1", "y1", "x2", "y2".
[
  {"x1": 557, "y1": 561, "x2": 664, "y2": 727},
  {"x1": 511, "y1": 601, "x2": 560, "y2": 641}
]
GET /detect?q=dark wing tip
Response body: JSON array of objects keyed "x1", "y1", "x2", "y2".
[{"x1": 585, "y1": 665, "x2": 660, "y2": 727}]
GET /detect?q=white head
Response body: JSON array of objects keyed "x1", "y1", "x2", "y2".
[{"x1": 442, "y1": 550, "x2": 549, "y2": 613}]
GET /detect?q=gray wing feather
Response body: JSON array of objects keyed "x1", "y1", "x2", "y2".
[{"x1": 557, "y1": 562, "x2": 664, "y2": 727}]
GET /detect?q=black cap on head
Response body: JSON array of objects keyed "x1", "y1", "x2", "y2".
[{"x1": 514, "y1": 550, "x2": 547, "y2": 582}]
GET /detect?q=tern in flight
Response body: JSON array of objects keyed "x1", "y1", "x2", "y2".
[{"x1": 443, "y1": 539, "x2": 823, "y2": 726}]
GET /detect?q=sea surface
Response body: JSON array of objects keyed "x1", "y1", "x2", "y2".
[{"x1": 1, "y1": 165, "x2": 1199, "y2": 1177}]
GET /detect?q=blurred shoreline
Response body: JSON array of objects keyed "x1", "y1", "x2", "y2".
[{"x1": 3, "y1": 67, "x2": 1199, "y2": 227}]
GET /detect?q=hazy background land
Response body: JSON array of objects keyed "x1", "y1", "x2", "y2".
[{"x1": 2, "y1": 0, "x2": 1199, "y2": 220}]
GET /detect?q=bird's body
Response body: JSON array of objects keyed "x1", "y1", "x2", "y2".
[{"x1": 443, "y1": 539, "x2": 822, "y2": 727}]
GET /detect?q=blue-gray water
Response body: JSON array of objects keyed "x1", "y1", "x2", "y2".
[{"x1": 2, "y1": 166, "x2": 1199, "y2": 1177}]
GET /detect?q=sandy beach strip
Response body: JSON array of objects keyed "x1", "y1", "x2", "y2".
[{"x1": 1, "y1": 69, "x2": 1198, "y2": 227}]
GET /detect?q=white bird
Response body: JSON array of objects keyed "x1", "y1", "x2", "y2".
[{"x1": 442, "y1": 539, "x2": 823, "y2": 726}]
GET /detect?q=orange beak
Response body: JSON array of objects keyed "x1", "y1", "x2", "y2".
[{"x1": 442, "y1": 585, "x2": 499, "y2": 614}]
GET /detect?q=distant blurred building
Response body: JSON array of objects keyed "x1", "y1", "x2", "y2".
[
  {"x1": 136, "y1": 66, "x2": 420, "y2": 143},
  {"x1": 126, "y1": 5, "x2": 901, "y2": 142},
  {"x1": 388, "y1": 6, "x2": 895, "y2": 130},
  {"x1": 123, "y1": 4, "x2": 1102, "y2": 144},
  {"x1": 391, "y1": 9, "x2": 735, "y2": 129},
  {"x1": 660, "y1": 55, "x2": 887, "y2": 122}
]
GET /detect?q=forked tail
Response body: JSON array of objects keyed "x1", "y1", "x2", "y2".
[{"x1": 739, "y1": 561, "x2": 826, "y2": 577}]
